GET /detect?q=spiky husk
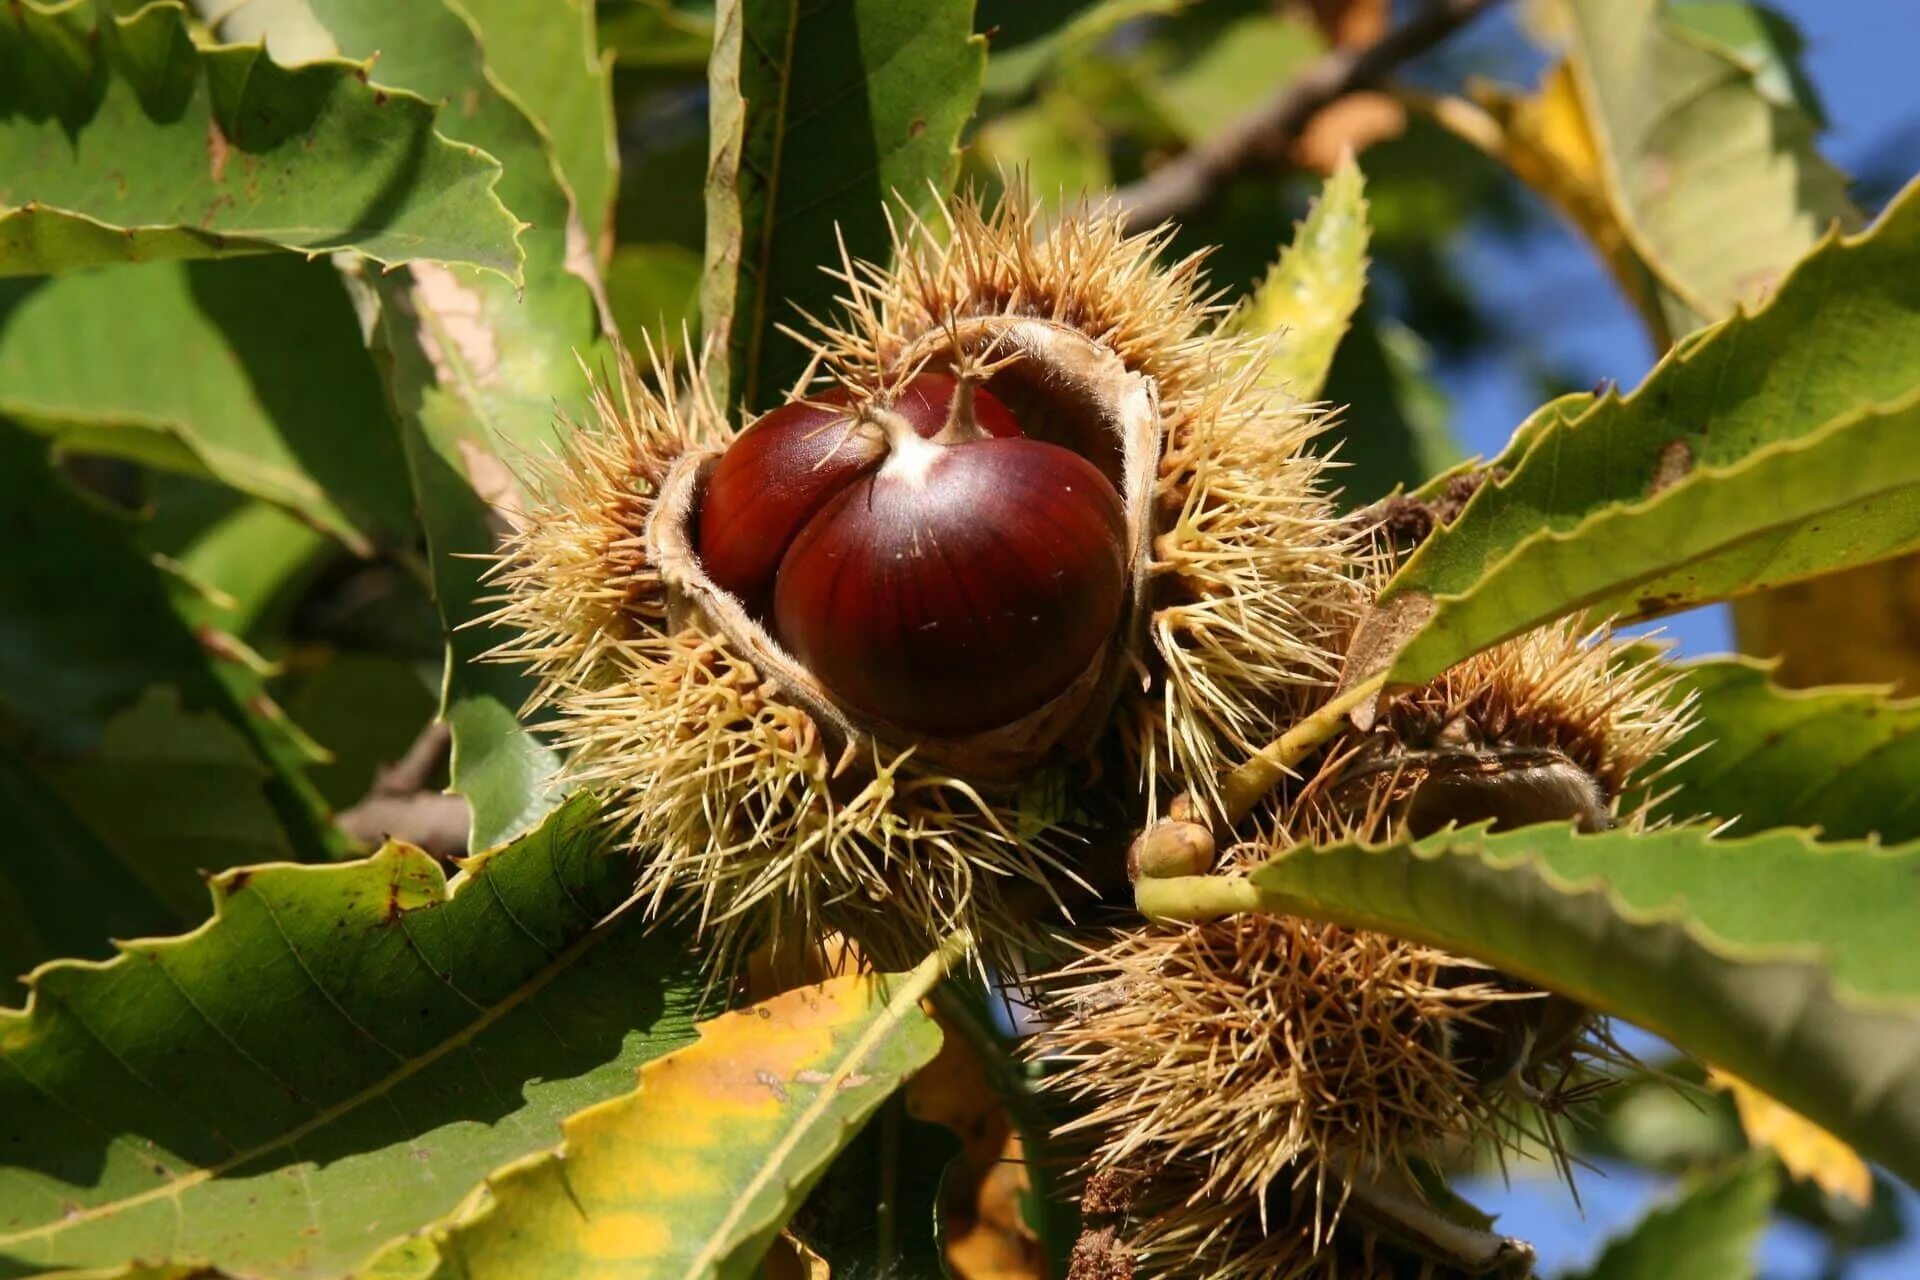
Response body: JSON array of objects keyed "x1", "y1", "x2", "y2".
[
  {"x1": 1288, "y1": 619, "x2": 1696, "y2": 843},
  {"x1": 484, "y1": 186, "x2": 1382, "y2": 972},
  {"x1": 1032, "y1": 622, "x2": 1696, "y2": 1269},
  {"x1": 482, "y1": 351, "x2": 1085, "y2": 970},
  {"x1": 802, "y1": 187, "x2": 1375, "y2": 824},
  {"x1": 1039, "y1": 913, "x2": 1517, "y2": 1220},
  {"x1": 1106, "y1": 1168, "x2": 1473, "y2": 1280}
]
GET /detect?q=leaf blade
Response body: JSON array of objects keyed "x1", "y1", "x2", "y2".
[
  {"x1": 1654, "y1": 658, "x2": 1920, "y2": 843},
  {"x1": 702, "y1": 0, "x2": 986, "y2": 410},
  {"x1": 1560, "y1": 0, "x2": 1855, "y2": 335},
  {"x1": 0, "y1": 256, "x2": 417, "y2": 555},
  {"x1": 1230, "y1": 150, "x2": 1370, "y2": 403},
  {"x1": 0, "y1": 799, "x2": 707, "y2": 1278},
  {"x1": 0, "y1": 1, "x2": 521, "y2": 279},
  {"x1": 221, "y1": 0, "x2": 618, "y2": 847},
  {"x1": 1141, "y1": 823, "x2": 1920, "y2": 1185},
  {"x1": 419, "y1": 942, "x2": 961, "y2": 1279},
  {"x1": 1353, "y1": 176, "x2": 1920, "y2": 686},
  {"x1": 1569, "y1": 1157, "x2": 1778, "y2": 1280}
]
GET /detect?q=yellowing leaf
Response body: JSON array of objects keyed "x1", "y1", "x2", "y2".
[
  {"x1": 1735, "y1": 559, "x2": 1920, "y2": 697},
  {"x1": 1709, "y1": 1069, "x2": 1873, "y2": 1206},
  {"x1": 416, "y1": 940, "x2": 964, "y2": 1279},
  {"x1": 1230, "y1": 151, "x2": 1370, "y2": 402},
  {"x1": 1558, "y1": 0, "x2": 1855, "y2": 340},
  {"x1": 1429, "y1": 65, "x2": 1665, "y2": 338}
]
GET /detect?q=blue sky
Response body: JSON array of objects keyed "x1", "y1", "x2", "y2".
[{"x1": 1431, "y1": 3, "x2": 1920, "y2": 1273}]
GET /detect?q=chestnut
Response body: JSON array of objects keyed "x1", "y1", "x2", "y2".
[
  {"x1": 695, "y1": 371, "x2": 1127, "y2": 737},
  {"x1": 696, "y1": 373, "x2": 1020, "y2": 617}
]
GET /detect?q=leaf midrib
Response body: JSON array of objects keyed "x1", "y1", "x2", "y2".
[
  {"x1": 0, "y1": 885, "x2": 643, "y2": 1252},
  {"x1": 1386, "y1": 388, "x2": 1920, "y2": 680}
]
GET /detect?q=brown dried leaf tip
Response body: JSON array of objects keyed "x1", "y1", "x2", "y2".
[{"x1": 482, "y1": 184, "x2": 1371, "y2": 970}]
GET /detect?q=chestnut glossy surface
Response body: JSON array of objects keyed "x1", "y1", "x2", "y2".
[
  {"x1": 773, "y1": 437, "x2": 1126, "y2": 736},
  {"x1": 696, "y1": 375, "x2": 1020, "y2": 616},
  {"x1": 695, "y1": 385, "x2": 871, "y2": 617}
]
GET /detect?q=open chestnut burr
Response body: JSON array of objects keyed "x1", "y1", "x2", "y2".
[
  {"x1": 696, "y1": 372, "x2": 1128, "y2": 737},
  {"x1": 651, "y1": 326, "x2": 1162, "y2": 780}
]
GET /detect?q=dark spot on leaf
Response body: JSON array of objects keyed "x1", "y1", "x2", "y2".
[
  {"x1": 373, "y1": 90, "x2": 388, "y2": 106},
  {"x1": 908, "y1": 117, "x2": 927, "y2": 139},
  {"x1": 227, "y1": 870, "x2": 253, "y2": 894}
]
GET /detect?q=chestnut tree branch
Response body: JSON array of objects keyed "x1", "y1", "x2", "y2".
[
  {"x1": 336, "y1": 720, "x2": 472, "y2": 860},
  {"x1": 1111, "y1": 0, "x2": 1505, "y2": 233}
]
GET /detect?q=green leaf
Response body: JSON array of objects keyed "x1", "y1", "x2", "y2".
[
  {"x1": 1229, "y1": 152, "x2": 1370, "y2": 404},
  {"x1": 159, "y1": 496, "x2": 332, "y2": 639},
  {"x1": 409, "y1": 941, "x2": 959, "y2": 1279},
  {"x1": 968, "y1": 87, "x2": 1113, "y2": 210},
  {"x1": 1153, "y1": 12, "x2": 1323, "y2": 144},
  {"x1": 361, "y1": 266, "x2": 563, "y2": 852},
  {"x1": 454, "y1": 0, "x2": 619, "y2": 263},
  {"x1": 1352, "y1": 177, "x2": 1920, "y2": 687},
  {"x1": 703, "y1": 0, "x2": 986, "y2": 411},
  {"x1": 0, "y1": 425, "x2": 333, "y2": 912},
  {"x1": 606, "y1": 242, "x2": 703, "y2": 360},
  {"x1": 0, "y1": 426, "x2": 235, "y2": 753},
  {"x1": 1568, "y1": 1158, "x2": 1778, "y2": 1280},
  {"x1": 0, "y1": 0, "x2": 521, "y2": 279},
  {"x1": 979, "y1": 0, "x2": 1187, "y2": 101},
  {"x1": 1664, "y1": 3, "x2": 1826, "y2": 125},
  {"x1": 283, "y1": 654, "x2": 439, "y2": 811},
  {"x1": 0, "y1": 798, "x2": 709, "y2": 1278},
  {"x1": 1136, "y1": 823, "x2": 1920, "y2": 1185},
  {"x1": 599, "y1": 0, "x2": 714, "y2": 68},
  {"x1": 1559, "y1": 0, "x2": 1854, "y2": 340},
  {"x1": 1319, "y1": 305, "x2": 1460, "y2": 507},
  {"x1": 31, "y1": 687, "x2": 300, "y2": 923},
  {"x1": 0, "y1": 256, "x2": 416, "y2": 555},
  {"x1": 1581, "y1": 1061, "x2": 1747, "y2": 1171},
  {"x1": 0, "y1": 738, "x2": 182, "y2": 989},
  {"x1": 1655, "y1": 658, "x2": 1920, "y2": 843},
  {"x1": 214, "y1": 0, "x2": 618, "y2": 847}
]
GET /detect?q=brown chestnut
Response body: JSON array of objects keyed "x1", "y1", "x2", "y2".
[
  {"x1": 696, "y1": 373, "x2": 1019, "y2": 618},
  {"x1": 694, "y1": 371, "x2": 1127, "y2": 737}
]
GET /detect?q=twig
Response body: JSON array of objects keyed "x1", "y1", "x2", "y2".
[
  {"x1": 1217, "y1": 673, "x2": 1387, "y2": 825},
  {"x1": 1129, "y1": 674, "x2": 1389, "y2": 910},
  {"x1": 1111, "y1": 0, "x2": 1504, "y2": 232},
  {"x1": 336, "y1": 720, "x2": 472, "y2": 860}
]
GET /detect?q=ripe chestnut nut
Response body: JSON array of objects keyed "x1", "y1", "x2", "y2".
[{"x1": 695, "y1": 371, "x2": 1127, "y2": 738}]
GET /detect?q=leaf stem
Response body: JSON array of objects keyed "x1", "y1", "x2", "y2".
[
  {"x1": 1134, "y1": 873, "x2": 1262, "y2": 921},
  {"x1": 1218, "y1": 673, "x2": 1387, "y2": 826}
]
